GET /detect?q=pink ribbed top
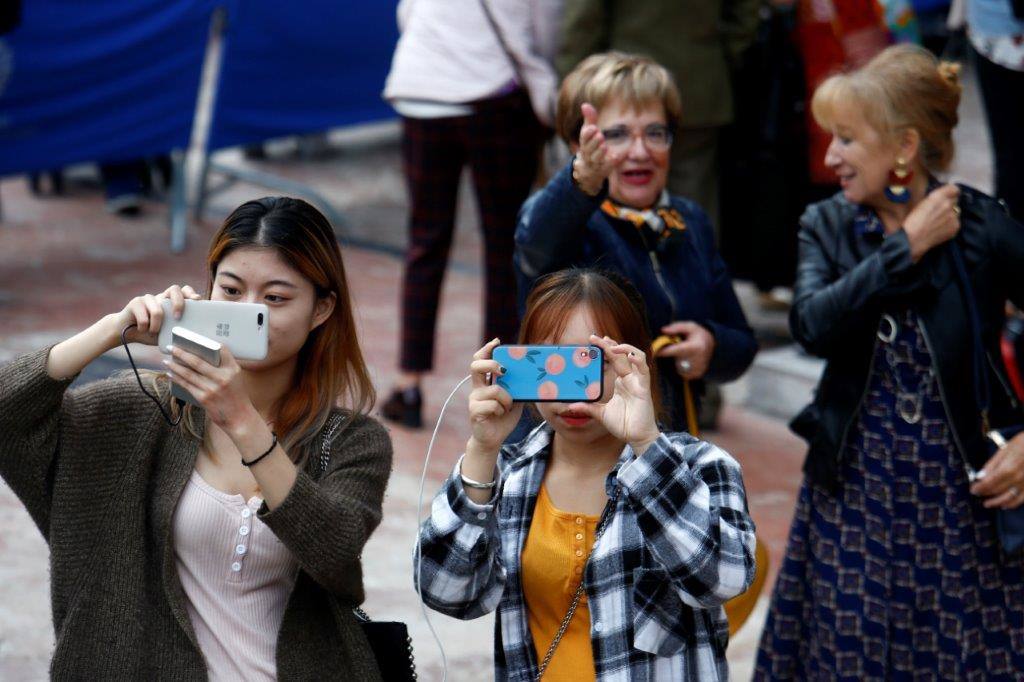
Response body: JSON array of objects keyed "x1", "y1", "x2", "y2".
[{"x1": 172, "y1": 470, "x2": 298, "y2": 681}]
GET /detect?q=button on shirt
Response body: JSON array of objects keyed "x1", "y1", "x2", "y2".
[
  {"x1": 520, "y1": 484, "x2": 600, "y2": 681},
  {"x1": 173, "y1": 471, "x2": 297, "y2": 681}
]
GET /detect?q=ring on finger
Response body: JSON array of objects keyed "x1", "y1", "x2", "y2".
[
  {"x1": 1010, "y1": 486, "x2": 1020, "y2": 498},
  {"x1": 677, "y1": 359, "x2": 692, "y2": 374},
  {"x1": 953, "y1": 205, "x2": 961, "y2": 217}
]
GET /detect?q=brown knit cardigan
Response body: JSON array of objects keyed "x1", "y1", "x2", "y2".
[{"x1": 0, "y1": 348, "x2": 393, "y2": 680}]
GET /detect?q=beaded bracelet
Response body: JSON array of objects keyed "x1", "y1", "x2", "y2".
[{"x1": 242, "y1": 432, "x2": 278, "y2": 467}]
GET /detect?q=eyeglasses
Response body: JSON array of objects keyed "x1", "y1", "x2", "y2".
[{"x1": 601, "y1": 124, "x2": 673, "y2": 151}]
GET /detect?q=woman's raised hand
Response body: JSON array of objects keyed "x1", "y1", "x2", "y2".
[
  {"x1": 903, "y1": 184, "x2": 961, "y2": 262},
  {"x1": 571, "y1": 334, "x2": 661, "y2": 453},
  {"x1": 466, "y1": 338, "x2": 524, "y2": 453},
  {"x1": 165, "y1": 343, "x2": 256, "y2": 434},
  {"x1": 116, "y1": 284, "x2": 202, "y2": 345},
  {"x1": 572, "y1": 103, "x2": 622, "y2": 196},
  {"x1": 46, "y1": 284, "x2": 202, "y2": 381}
]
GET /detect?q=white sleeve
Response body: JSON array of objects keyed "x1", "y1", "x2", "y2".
[{"x1": 486, "y1": 0, "x2": 559, "y2": 126}]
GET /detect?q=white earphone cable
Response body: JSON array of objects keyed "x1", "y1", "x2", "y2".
[{"x1": 414, "y1": 374, "x2": 473, "y2": 682}]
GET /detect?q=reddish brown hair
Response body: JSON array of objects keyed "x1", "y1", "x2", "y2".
[
  {"x1": 178, "y1": 197, "x2": 375, "y2": 464},
  {"x1": 520, "y1": 268, "x2": 664, "y2": 420}
]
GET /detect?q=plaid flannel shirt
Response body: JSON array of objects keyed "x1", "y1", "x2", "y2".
[{"x1": 415, "y1": 425, "x2": 757, "y2": 681}]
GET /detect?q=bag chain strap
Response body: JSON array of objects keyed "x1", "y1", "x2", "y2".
[
  {"x1": 535, "y1": 490, "x2": 618, "y2": 681},
  {"x1": 320, "y1": 417, "x2": 418, "y2": 678},
  {"x1": 318, "y1": 414, "x2": 343, "y2": 478}
]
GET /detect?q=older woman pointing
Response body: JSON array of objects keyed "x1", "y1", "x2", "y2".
[{"x1": 515, "y1": 52, "x2": 757, "y2": 435}]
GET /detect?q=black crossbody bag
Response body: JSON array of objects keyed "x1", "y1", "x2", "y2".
[
  {"x1": 318, "y1": 417, "x2": 418, "y2": 681},
  {"x1": 950, "y1": 240, "x2": 1024, "y2": 553}
]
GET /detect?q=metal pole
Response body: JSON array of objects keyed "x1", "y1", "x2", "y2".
[
  {"x1": 189, "y1": 6, "x2": 227, "y2": 226},
  {"x1": 188, "y1": 3, "x2": 360, "y2": 240},
  {"x1": 169, "y1": 148, "x2": 187, "y2": 253}
]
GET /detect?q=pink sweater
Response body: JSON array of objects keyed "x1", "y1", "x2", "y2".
[{"x1": 173, "y1": 471, "x2": 297, "y2": 681}]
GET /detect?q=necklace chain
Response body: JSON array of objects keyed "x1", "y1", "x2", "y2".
[{"x1": 879, "y1": 311, "x2": 933, "y2": 424}]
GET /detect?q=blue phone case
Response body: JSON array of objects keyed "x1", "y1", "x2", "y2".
[{"x1": 492, "y1": 345, "x2": 603, "y2": 402}]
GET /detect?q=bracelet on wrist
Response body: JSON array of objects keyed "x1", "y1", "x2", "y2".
[
  {"x1": 242, "y1": 432, "x2": 278, "y2": 467},
  {"x1": 457, "y1": 453, "x2": 496, "y2": 490}
]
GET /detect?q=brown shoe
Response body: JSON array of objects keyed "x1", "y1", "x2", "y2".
[
  {"x1": 381, "y1": 387, "x2": 423, "y2": 428},
  {"x1": 757, "y1": 290, "x2": 791, "y2": 312}
]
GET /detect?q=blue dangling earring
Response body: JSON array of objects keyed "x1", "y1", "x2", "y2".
[{"x1": 884, "y1": 157, "x2": 913, "y2": 204}]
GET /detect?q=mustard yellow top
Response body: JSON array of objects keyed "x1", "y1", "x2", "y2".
[{"x1": 520, "y1": 484, "x2": 601, "y2": 681}]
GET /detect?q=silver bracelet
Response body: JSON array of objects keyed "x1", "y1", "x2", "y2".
[{"x1": 457, "y1": 453, "x2": 497, "y2": 490}]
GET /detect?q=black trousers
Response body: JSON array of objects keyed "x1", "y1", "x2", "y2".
[{"x1": 975, "y1": 50, "x2": 1024, "y2": 221}]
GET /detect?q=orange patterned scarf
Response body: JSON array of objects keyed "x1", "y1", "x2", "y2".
[{"x1": 600, "y1": 191, "x2": 686, "y2": 242}]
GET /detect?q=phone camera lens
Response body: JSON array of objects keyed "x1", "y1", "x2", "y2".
[
  {"x1": 257, "y1": 313, "x2": 264, "y2": 326},
  {"x1": 589, "y1": 348, "x2": 598, "y2": 359}
]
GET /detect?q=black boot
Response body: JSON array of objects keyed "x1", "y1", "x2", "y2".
[{"x1": 381, "y1": 386, "x2": 423, "y2": 428}]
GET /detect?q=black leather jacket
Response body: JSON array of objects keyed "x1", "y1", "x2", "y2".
[{"x1": 790, "y1": 185, "x2": 1024, "y2": 490}]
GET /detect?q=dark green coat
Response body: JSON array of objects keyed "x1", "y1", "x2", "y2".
[
  {"x1": 558, "y1": 0, "x2": 762, "y2": 128},
  {"x1": 0, "y1": 348, "x2": 392, "y2": 680}
]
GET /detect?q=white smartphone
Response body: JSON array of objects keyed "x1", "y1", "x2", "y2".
[
  {"x1": 170, "y1": 328, "x2": 221, "y2": 406},
  {"x1": 158, "y1": 300, "x2": 269, "y2": 361}
]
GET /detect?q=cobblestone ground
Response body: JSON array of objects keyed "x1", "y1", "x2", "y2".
[{"x1": 0, "y1": 54, "x2": 993, "y2": 681}]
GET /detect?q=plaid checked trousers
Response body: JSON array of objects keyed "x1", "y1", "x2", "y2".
[{"x1": 398, "y1": 89, "x2": 542, "y2": 371}]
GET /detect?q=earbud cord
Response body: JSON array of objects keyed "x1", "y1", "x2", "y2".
[
  {"x1": 120, "y1": 323, "x2": 182, "y2": 426},
  {"x1": 415, "y1": 374, "x2": 473, "y2": 682}
]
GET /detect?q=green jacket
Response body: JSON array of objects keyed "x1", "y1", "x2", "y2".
[
  {"x1": 0, "y1": 348, "x2": 392, "y2": 680},
  {"x1": 558, "y1": 0, "x2": 762, "y2": 128}
]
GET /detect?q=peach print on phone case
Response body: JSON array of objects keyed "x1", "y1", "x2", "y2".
[{"x1": 492, "y1": 346, "x2": 603, "y2": 402}]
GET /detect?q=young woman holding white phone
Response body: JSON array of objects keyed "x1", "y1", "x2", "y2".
[{"x1": 0, "y1": 197, "x2": 392, "y2": 680}]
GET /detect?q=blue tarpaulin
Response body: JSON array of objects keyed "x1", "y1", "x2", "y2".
[
  {"x1": 0, "y1": 0, "x2": 215, "y2": 176},
  {"x1": 207, "y1": 0, "x2": 399, "y2": 151}
]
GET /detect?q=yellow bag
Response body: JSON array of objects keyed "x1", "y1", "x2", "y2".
[{"x1": 651, "y1": 334, "x2": 769, "y2": 636}]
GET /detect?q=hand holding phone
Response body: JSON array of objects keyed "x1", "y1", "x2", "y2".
[
  {"x1": 573, "y1": 335, "x2": 660, "y2": 452},
  {"x1": 165, "y1": 328, "x2": 258, "y2": 432},
  {"x1": 169, "y1": 327, "x2": 221, "y2": 406},
  {"x1": 113, "y1": 284, "x2": 203, "y2": 347},
  {"x1": 466, "y1": 339, "x2": 525, "y2": 454}
]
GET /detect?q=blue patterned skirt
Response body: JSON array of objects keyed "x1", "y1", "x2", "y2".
[{"x1": 755, "y1": 311, "x2": 1024, "y2": 680}]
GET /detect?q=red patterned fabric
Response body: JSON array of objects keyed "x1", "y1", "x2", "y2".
[
  {"x1": 1002, "y1": 329, "x2": 1024, "y2": 402},
  {"x1": 795, "y1": 0, "x2": 892, "y2": 184}
]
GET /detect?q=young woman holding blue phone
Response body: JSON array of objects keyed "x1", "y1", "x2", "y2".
[
  {"x1": 416, "y1": 268, "x2": 756, "y2": 680},
  {"x1": 0, "y1": 197, "x2": 391, "y2": 680}
]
